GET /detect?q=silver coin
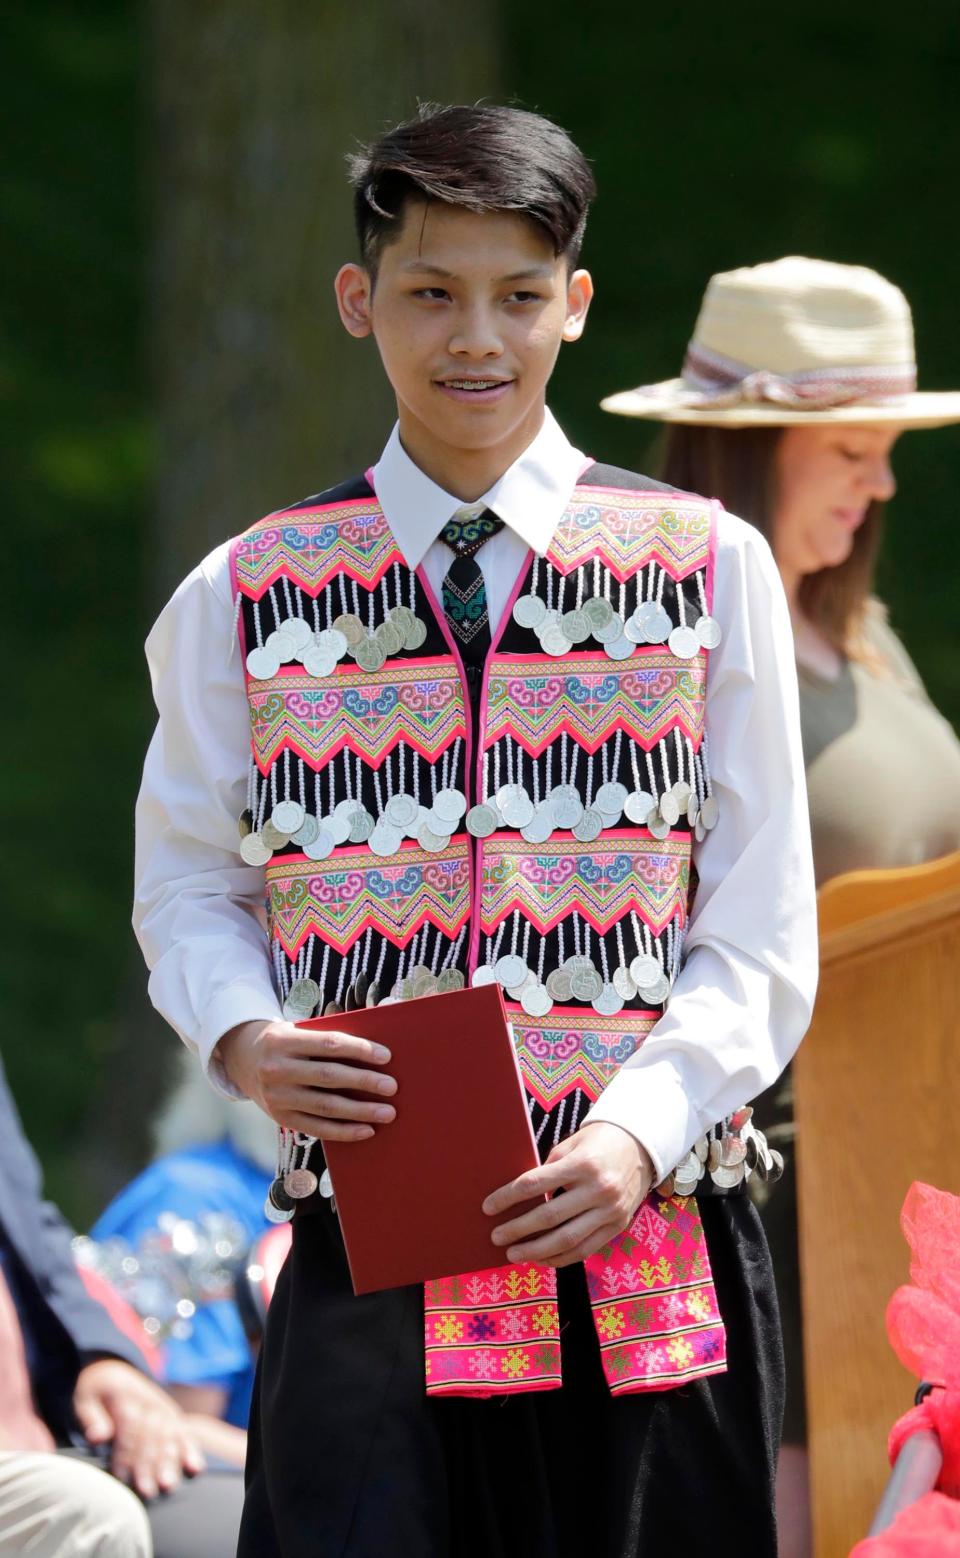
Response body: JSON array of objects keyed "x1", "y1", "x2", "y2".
[
  {"x1": 712, "y1": 1164, "x2": 746, "y2": 1190},
  {"x1": 591, "y1": 614, "x2": 624, "y2": 645},
  {"x1": 695, "y1": 1136, "x2": 710, "y2": 1164},
  {"x1": 605, "y1": 633, "x2": 636, "y2": 662},
  {"x1": 571, "y1": 968, "x2": 604, "y2": 1001},
  {"x1": 410, "y1": 966, "x2": 437, "y2": 997},
  {"x1": 496, "y1": 783, "x2": 526, "y2": 813},
  {"x1": 540, "y1": 626, "x2": 572, "y2": 658},
  {"x1": 659, "y1": 793, "x2": 680, "y2": 827},
  {"x1": 316, "y1": 627, "x2": 348, "y2": 661},
  {"x1": 686, "y1": 794, "x2": 700, "y2": 828},
  {"x1": 630, "y1": 955, "x2": 661, "y2": 988},
  {"x1": 240, "y1": 831, "x2": 272, "y2": 866},
  {"x1": 572, "y1": 808, "x2": 603, "y2": 842},
  {"x1": 319, "y1": 1169, "x2": 335, "y2": 1199},
  {"x1": 263, "y1": 1194, "x2": 294, "y2": 1224},
  {"x1": 561, "y1": 609, "x2": 591, "y2": 644},
  {"x1": 545, "y1": 968, "x2": 574, "y2": 1002},
  {"x1": 403, "y1": 617, "x2": 428, "y2": 651},
  {"x1": 279, "y1": 616, "x2": 313, "y2": 652},
  {"x1": 613, "y1": 966, "x2": 638, "y2": 1000},
  {"x1": 642, "y1": 605, "x2": 672, "y2": 643},
  {"x1": 673, "y1": 1179, "x2": 700, "y2": 1199},
  {"x1": 348, "y1": 807, "x2": 375, "y2": 845},
  {"x1": 282, "y1": 999, "x2": 308, "y2": 1022},
  {"x1": 595, "y1": 781, "x2": 628, "y2": 814},
  {"x1": 624, "y1": 616, "x2": 647, "y2": 644},
  {"x1": 332, "y1": 613, "x2": 365, "y2": 647},
  {"x1": 321, "y1": 811, "x2": 348, "y2": 846},
  {"x1": 302, "y1": 645, "x2": 338, "y2": 679},
  {"x1": 583, "y1": 596, "x2": 615, "y2": 630},
  {"x1": 695, "y1": 817, "x2": 707, "y2": 843},
  {"x1": 418, "y1": 824, "x2": 449, "y2": 853},
  {"x1": 506, "y1": 969, "x2": 535, "y2": 998},
  {"x1": 521, "y1": 805, "x2": 554, "y2": 845},
  {"x1": 303, "y1": 827, "x2": 335, "y2": 860},
  {"x1": 502, "y1": 792, "x2": 535, "y2": 828},
  {"x1": 721, "y1": 1135, "x2": 748, "y2": 1168},
  {"x1": 370, "y1": 820, "x2": 402, "y2": 857},
  {"x1": 668, "y1": 625, "x2": 700, "y2": 660},
  {"x1": 238, "y1": 808, "x2": 254, "y2": 838},
  {"x1": 563, "y1": 953, "x2": 596, "y2": 975},
  {"x1": 670, "y1": 782, "x2": 692, "y2": 812},
  {"x1": 437, "y1": 968, "x2": 465, "y2": 993},
  {"x1": 624, "y1": 790, "x2": 655, "y2": 824},
  {"x1": 646, "y1": 809, "x2": 671, "y2": 839},
  {"x1": 551, "y1": 792, "x2": 584, "y2": 830},
  {"x1": 695, "y1": 614, "x2": 722, "y2": 649},
  {"x1": 638, "y1": 972, "x2": 670, "y2": 1005},
  {"x1": 471, "y1": 964, "x2": 498, "y2": 987},
  {"x1": 675, "y1": 1150, "x2": 703, "y2": 1183},
  {"x1": 520, "y1": 982, "x2": 553, "y2": 1017},
  {"x1": 245, "y1": 646, "x2": 280, "y2": 680},
  {"x1": 284, "y1": 1168, "x2": 319, "y2": 1199},
  {"x1": 354, "y1": 638, "x2": 386, "y2": 673},
  {"x1": 388, "y1": 604, "x2": 416, "y2": 636},
  {"x1": 261, "y1": 819, "x2": 291, "y2": 851},
  {"x1": 700, "y1": 795, "x2": 719, "y2": 830},
  {"x1": 424, "y1": 808, "x2": 454, "y2": 837},
  {"x1": 385, "y1": 793, "x2": 419, "y2": 828},
  {"x1": 272, "y1": 800, "x2": 306, "y2": 835},
  {"x1": 513, "y1": 594, "x2": 547, "y2": 629},
  {"x1": 432, "y1": 787, "x2": 466, "y2": 824},
  {"x1": 405, "y1": 805, "x2": 430, "y2": 839},
  {"x1": 495, "y1": 954, "x2": 529, "y2": 988},
  {"x1": 631, "y1": 600, "x2": 662, "y2": 634},
  {"x1": 285, "y1": 978, "x2": 319, "y2": 1014},
  {"x1": 466, "y1": 803, "x2": 499, "y2": 838},
  {"x1": 375, "y1": 620, "x2": 403, "y2": 656},
  {"x1": 707, "y1": 1139, "x2": 722, "y2": 1173},
  {"x1": 265, "y1": 629, "x2": 297, "y2": 663},
  {"x1": 592, "y1": 982, "x2": 624, "y2": 1017}
]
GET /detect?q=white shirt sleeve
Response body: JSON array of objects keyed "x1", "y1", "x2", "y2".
[
  {"x1": 583, "y1": 512, "x2": 818, "y2": 1180},
  {"x1": 133, "y1": 544, "x2": 282, "y2": 1096}
]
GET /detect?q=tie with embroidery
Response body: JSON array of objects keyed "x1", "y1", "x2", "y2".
[{"x1": 440, "y1": 504, "x2": 505, "y2": 665}]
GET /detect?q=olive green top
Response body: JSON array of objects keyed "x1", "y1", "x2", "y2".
[{"x1": 798, "y1": 608, "x2": 960, "y2": 886}]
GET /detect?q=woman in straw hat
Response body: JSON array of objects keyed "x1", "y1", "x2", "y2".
[{"x1": 603, "y1": 255, "x2": 960, "y2": 1552}]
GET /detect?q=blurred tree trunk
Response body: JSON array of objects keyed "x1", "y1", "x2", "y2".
[
  {"x1": 147, "y1": 0, "x2": 503, "y2": 598},
  {"x1": 82, "y1": 6, "x2": 502, "y2": 1202}
]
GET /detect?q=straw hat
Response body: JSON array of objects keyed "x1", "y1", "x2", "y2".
[{"x1": 601, "y1": 256, "x2": 960, "y2": 428}]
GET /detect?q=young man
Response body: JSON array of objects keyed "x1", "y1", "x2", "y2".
[{"x1": 135, "y1": 104, "x2": 817, "y2": 1555}]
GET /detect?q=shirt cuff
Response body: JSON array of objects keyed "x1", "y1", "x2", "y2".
[
  {"x1": 581, "y1": 1060, "x2": 698, "y2": 1185},
  {"x1": 199, "y1": 982, "x2": 284, "y2": 1099}
]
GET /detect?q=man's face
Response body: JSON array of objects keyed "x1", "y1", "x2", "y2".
[{"x1": 336, "y1": 200, "x2": 592, "y2": 479}]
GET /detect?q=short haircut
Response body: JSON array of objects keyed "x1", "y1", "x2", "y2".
[{"x1": 347, "y1": 102, "x2": 596, "y2": 273}]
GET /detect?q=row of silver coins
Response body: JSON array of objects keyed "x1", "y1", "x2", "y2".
[
  {"x1": 471, "y1": 950, "x2": 673, "y2": 1014},
  {"x1": 238, "y1": 787, "x2": 468, "y2": 866},
  {"x1": 655, "y1": 1110, "x2": 784, "y2": 1198},
  {"x1": 282, "y1": 969, "x2": 382, "y2": 1022},
  {"x1": 245, "y1": 605, "x2": 428, "y2": 682},
  {"x1": 512, "y1": 592, "x2": 722, "y2": 662},
  {"x1": 465, "y1": 779, "x2": 718, "y2": 844}
]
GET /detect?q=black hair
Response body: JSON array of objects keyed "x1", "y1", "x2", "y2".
[{"x1": 347, "y1": 102, "x2": 596, "y2": 273}]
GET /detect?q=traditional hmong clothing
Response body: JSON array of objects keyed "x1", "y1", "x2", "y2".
[{"x1": 135, "y1": 411, "x2": 816, "y2": 1555}]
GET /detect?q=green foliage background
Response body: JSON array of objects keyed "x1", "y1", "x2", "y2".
[{"x1": 2, "y1": 1, "x2": 958, "y2": 1222}]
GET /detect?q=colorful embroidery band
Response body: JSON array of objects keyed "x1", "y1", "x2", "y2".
[
  {"x1": 509, "y1": 1006, "x2": 658, "y2": 1112},
  {"x1": 480, "y1": 833, "x2": 690, "y2": 939},
  {"x1": 235, "y1": 503, "x2": 405, "y2": 598},
  {"x1": 425, "y1": 1263, "x2": 562, "y2": 1395},
  {"x1": 548, "y1": 489, "x2": 713, "y2": 582}
]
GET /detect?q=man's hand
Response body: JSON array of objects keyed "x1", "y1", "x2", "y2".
[
  {"x1": 73, "y1": 1359, "x2": 205, "y2": 1500},
  {"x1": 217, "y1": 1018, "x2": 397, "y2": 1140},
  {"x1": 482, "y1": 1122, "x2": 655, "y2": 1268}
]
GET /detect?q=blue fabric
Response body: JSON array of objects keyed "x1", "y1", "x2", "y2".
[{"x1": 92, "y1": 1139, "x2": 272, "y2": 1427}]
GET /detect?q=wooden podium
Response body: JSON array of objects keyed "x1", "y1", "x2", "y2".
[{"x1": 794, "y1": 850, "x2": 960, "y2": 1556}]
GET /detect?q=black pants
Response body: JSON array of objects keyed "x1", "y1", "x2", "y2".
[{"x1": 240, "y1": 1195, "x2": 783, "y2": 1558}]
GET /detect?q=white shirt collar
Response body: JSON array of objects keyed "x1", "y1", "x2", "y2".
[{"x1": 370, "y1": 408, "x2": 587, "y2": 571}]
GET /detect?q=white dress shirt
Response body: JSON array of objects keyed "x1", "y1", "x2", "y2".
[{"x1": 134, "y1": 411, "x2": 817, "y2": 1180}]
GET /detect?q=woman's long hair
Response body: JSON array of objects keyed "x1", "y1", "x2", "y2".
[{"x1": 659, "y1": 425, "x2": 885, "y2": 659}]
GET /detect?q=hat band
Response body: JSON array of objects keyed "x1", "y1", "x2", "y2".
[{"x1": 682, "y1": 341, "x2": 917, "y2": 409}]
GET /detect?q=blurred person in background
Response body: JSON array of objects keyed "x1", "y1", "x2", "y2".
[
  {"x1": 88, "y1": 1051, "x2": 278, "y2": 1466},
  {"x1": 0, "y1": 1053, "x2": 245, "y2": 1557},
  {"x1": 602, "y1": 254, "x2": 960, "y2": 1555}
]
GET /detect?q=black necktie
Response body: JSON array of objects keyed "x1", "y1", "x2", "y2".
[{"x1": 439, "y1": 505, "x2": 505, "y2": 668}]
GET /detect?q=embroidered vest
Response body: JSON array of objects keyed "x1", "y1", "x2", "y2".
[{"x1": 231, "y1": 464, "x2": 728, "y2": 1399}]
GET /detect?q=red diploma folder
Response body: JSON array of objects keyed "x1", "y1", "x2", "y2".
[{"x1": 302, "y1": 983, "x2": 542, "y2": 1295}]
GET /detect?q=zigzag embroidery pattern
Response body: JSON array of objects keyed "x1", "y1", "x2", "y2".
[
  {"x1": 547, "y1": 489, "x2": 713, "y2": 582},
  {"x1": 235, "y1": 502, "x2": 404, "y2": 599},
  {"x1": 509, "y1": 1005, "x2": 658, "y2": 1112},
  {"x1": 247, "y1": 660, "x2": 467, "y2": 773},
  {"x1": 265, "y1": 841, "x2": 470, "y2": 958},
  {"x1": 484, "y1": 652, "x2": 707, "y2": 758},
  {"x1": 480, "y1": 833, "x2": 690, "y2": 938}
]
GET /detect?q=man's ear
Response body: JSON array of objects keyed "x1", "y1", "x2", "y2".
[
  {"x1": 562, "y1": 269, "x2": 594, "y2": 343},
  {"x1": 334, "y1": 263, "x2": 374, "y2": 338}
]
